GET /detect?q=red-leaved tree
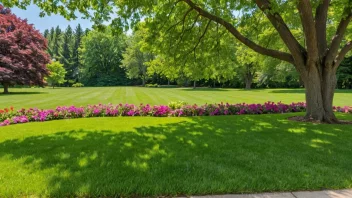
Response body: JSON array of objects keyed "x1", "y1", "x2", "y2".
[{"x1": 0, "y1": 5, "x2": 50, "y2": 94}]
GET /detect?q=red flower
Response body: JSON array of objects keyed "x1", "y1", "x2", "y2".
[
  {"x1": 4, "y1": 108, "x2": 9, "y2": 113},
  {"x1": 10, "y1": 106, "x2": 14, "y2": 111},
  {"x1": 0, "y1": 110, "x2": 4, "y2": 114}
]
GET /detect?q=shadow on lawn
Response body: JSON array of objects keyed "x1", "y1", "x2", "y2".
[
  {"x1": 0, "y1": 91, "x2": 48, "y2": 96},
  {"x1": 181, "y1": 88, "x2": 229, "y2": 92},
  {"x1": 0, "y1": 115, "x2": 352, "y2": 196},
  {"x1": 270, "y1": 89, "x2": 352, "y2": 94}
]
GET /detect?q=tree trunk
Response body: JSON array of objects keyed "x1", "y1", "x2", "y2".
[
  {"x1": 245, "y1": 79, "x2": 252, "y2": 90},
  {"x1": 142, "y1": 77, "x2": 146, "y2": 87},
  {"x1": 244, "y1": 74, "x2": 253, "y2": 90},
  {"x1": 301, "y1": 64, "x2": 338, "y2": 123},
  {"x1": 193, "y1": 81, "x2": 196, "y2": 89},
  {"x1": 244, "y1": 63, "x2": 254, "y2": 90},
  {"x1": 3, "y1": 83, "x2": 9, "y2": 94}
]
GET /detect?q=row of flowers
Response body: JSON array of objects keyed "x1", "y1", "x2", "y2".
[{"x1": 0, "y1": 102, "x2": 351, "y2": 127}]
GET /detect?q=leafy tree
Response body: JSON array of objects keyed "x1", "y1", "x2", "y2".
[
  {"x1": 146, "y1": 55, "x2": 179, "y2": 85},
  {"x1": 121, "y1": 25, "x2": 154, "y2": 86},
  {"x1": 337, "y1": 56, "x2": 352, "y2": 89},
  {"x1": 46, "y1": 61, "x2": 67, "y2": 88},
  {"x1": 5, "y1": 0, "x2": 352, "y2": 122},
  {"x1": 0, "y1": 5, "x2": 50, "y2": 93},
  {"x1": 79, "y1": 28, "x2": 128, "y2": 86}
]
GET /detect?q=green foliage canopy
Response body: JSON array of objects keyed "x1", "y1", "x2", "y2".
[{"x1": 46, "y1": 61, "x2": 67, "y2": 88}]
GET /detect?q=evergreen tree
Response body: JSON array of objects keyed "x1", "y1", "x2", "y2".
[
  {"x1": 49, "y1": 27, "x2": 55, "y2": 41},
  {"x1": 46, "y1": 27, "x2": 56, "y2": 57},
  {"x1": 84, "y1": 28, "x2": 90, "y2": 36},
  {"x1": 60, "y1": 25, "x2": 74, "y2": 85},
  {"x1": 43, "y1": 29, "x2": 49, "y2": 39},
  {"x1": 72, "y1": 24, "x2": 84, "y2": 82},
  {"x1": 52, "y1": 26, "x2": 62, "y2": 59}
]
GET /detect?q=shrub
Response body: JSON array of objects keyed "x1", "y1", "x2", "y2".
[
  {"x1": 72, "y1": 83, "x2": 84, "y2": 87},
  {"x1": 157, "y1": 85, "x2": 179, "y2": 88},
  {"x1": 145, "y1": 84, "x2": 158, "y2": 88},
  {"x1": 168, "y1": 101, "x2": 188, "y2": 110}
]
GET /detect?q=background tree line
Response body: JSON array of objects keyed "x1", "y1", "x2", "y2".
[{"x1": 42, "y1": 24, "x2": 352, "y2": 89}]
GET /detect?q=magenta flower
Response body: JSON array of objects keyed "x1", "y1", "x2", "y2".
[{"x1": 0, "y1": 101, "x2": 348, "y2": 127}]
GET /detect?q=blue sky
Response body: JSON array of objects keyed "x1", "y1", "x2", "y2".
[{"x1": 10, "y1": 4, "x2": 93, "y2": 32}]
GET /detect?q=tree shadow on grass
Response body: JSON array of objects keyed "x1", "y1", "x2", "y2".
[
  {"x1": 0, "y1": 92, "x2": 48, "y2": 96},
  {"x1": 181, "y1": 88, "x2": 230, "y2": 92},
  {"x1": 270, "y1": 89, "x2": 352, "y2": 94},
  {"x1": 0, "y1": 115, "x2": 352, "y2": 197},
  {"x1": 237, "y1": 89, "x2": 263, "y2": 92}
]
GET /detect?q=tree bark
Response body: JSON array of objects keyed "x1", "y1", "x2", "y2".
[
  {"x1": 244, "y1": 71, "x2": 254, "y2": 90},
  {"x1": 193, "y1": 81, "x2": 196, "y2": 89},
  {"x1": 301, "y1": 63, "x2": 338, "y2": 123},
  {"x1": 142, "y1": 76, "x2": 146, "y2": 86},
  {"x1": 3, "y1": 83, "x2": 9, "y2": 94},
  {"x1": 244, "y1": 64, "x2": 254, "y2": 90},
  {"x1": 245, "y1": 78, "x2": 252, "y2": 90}
]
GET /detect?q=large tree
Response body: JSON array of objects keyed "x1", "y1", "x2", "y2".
[
  {"x1": 60, "y1": 25, "x2": 74, "y2": 84},
  {"x1": 52, "y1": 26, "x2": 62, "y2": 59},
  {"x1": 72, "y1": 24, "x2": 84, "y2": 82},
  {"x1": 121, "y1": 25, "x2": 154, "y2": 86},
  {"x1": 0, "y1": 5, "x2": 50, "y2": 93},
  {"x1": 79, "y1": 28, "x2": 128, "y2": 86},
  {"x1": 6, "y1": 0, "x2": 352, "y2": 122}
]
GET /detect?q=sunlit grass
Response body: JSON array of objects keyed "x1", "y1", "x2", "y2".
[
  {"x1": 0, "y1": 113, "x2": 352, "y2": 197},
  {"x1": 0, "y1": 87, "x2": 351, "y2": 109}
]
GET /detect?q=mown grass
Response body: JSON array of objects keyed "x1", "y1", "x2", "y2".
[
  {"x1": 0, "y1": 87, "x2": 351, "y2": 109},
  {"x1": 0, "y1": 113, "x2": 352, "y2": 197}
]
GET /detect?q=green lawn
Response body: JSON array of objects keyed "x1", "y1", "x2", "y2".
[
  {"x1": 0, "y1": 113, "x2": 351, "y2": 197},
  {"x1": 0, "y1": 87, "x2": 351, "y2": 109},
  {"x1": 1, "y1": 87, "x2": 352, "y2": 196}
]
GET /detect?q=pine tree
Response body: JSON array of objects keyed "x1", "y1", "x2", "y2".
[
  {"x1": 43, "y1": 29, "x2": 49, "y2": 39},
  {"x1": 60, "y1": 25, "x2": 74, "y2": 85},
  {"x1": 49, "y1": 27, "x2": 55, "y2": 41},
  {"x1": 84, "y1": 28, "x2": 90, "y2": 36},
  {"x1": 72, "y1": 24, "x2": 84, "y2": 82},
  {"x1": 52, "y1": 26, "x2": 62, "y2": 60},
  {"x1": 46, "y1": 27, "x2": 56, "y2": 57}
]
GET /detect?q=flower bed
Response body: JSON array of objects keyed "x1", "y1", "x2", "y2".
[{"x1": 0, "y1": 102, "x2": 351, "y2": 127}]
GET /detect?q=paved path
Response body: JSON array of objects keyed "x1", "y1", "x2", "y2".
[{"x1": 187, "y1": 189, "x2": 352, "y2": 198}]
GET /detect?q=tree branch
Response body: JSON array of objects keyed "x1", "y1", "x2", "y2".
[
  {"x1": 160, "y1": 0, "x2": 184, "y2": 30},
  {"x1": 315, "y1": 0, "x2": 330, "y2": 56},
  {"x1": 192, "y1": 19, "x2": 211, "y2": 58},
  {"x1": 297, "y1": 0, "x2": 318, "y2": 62},
  {"x1": 334, "y1": 41, "x2": 352, "y2": 68},
  {"x1": 181, "y1": 0, "x2": 294, "y2": 64},
  {"x1": 326, "y1": 6, "x2": 352, "y2": 67},
  {"x1": 166, "y1": 7, "x2": 193, "y2": 33},
  {"x1": 173, "y1": 14, "x2": 200, "y2": 57},
  {"x1": 255, "y1": 0, "x2": 306, "y2": 67}
]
